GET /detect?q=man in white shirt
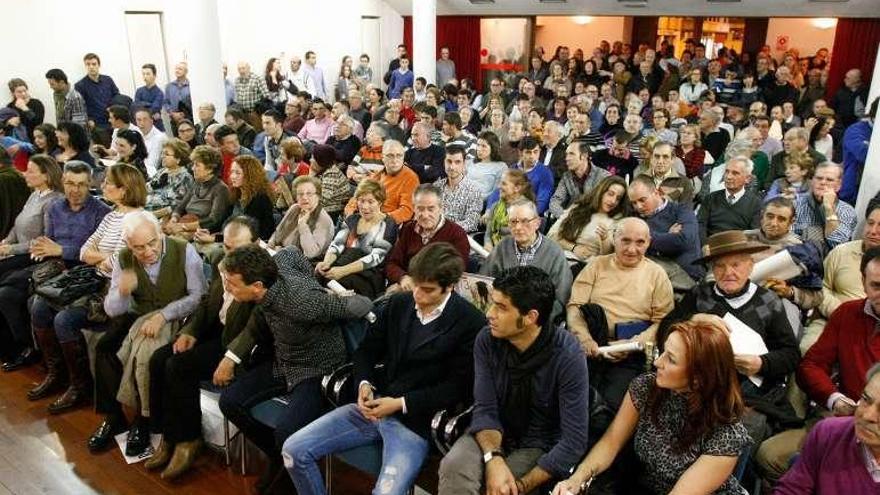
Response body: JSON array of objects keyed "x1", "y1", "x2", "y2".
[
  {"x1": 302, "y1": 51, "x2": 327, "y2": 100},
  {"x1": 134, "y1": 108, "x2": 168, "y2": 177},
  {"x1": 284, "y1": 56, "x2": 316, "y2": 98}
]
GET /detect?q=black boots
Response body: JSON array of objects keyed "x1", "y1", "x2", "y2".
[
  {"x1": 27, "y1": 328, "x2": 66, "y2": 400},
  {"x1": 47, "y1": 339, "x2": 92, "y2": 414}
]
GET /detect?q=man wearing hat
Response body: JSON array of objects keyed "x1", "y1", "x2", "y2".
[{"x1": 661, "y1": 230, "x2": 801, "y2": 446}]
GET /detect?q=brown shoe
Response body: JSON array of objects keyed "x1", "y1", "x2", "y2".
[
  {"x1": 27, "y1": 327, "x2": 67, "y2": 400},
  {"x1": 47, "y1": 339, "x2": 92, "y2": 414},
  {"x1": 144, "y1": 438, "x2": 174, "y2": 471},
  {"x1": 160, "y1": 438, "x2": 203, "y2": 480}
]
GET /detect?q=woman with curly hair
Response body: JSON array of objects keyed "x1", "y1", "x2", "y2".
[
  {"x1": 146, "y1": 138, "x2": 194, "y2": 217},
  {"x1": 221, "y1": 155, "x2": 274, "y2": 240},
  {"x1": 553, "y1": 317, "x2": 750, "y2": 495},
  {"x1": 547, "y1": 175, "x2": 627, "y2": 263}
]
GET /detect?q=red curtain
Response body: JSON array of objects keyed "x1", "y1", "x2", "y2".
[
  {"x1": 403, "y1": 16, "x2": 483, "y2": 91},
  {"x1": 826, "y1": 19, "x2": 880, "y2": 99}
]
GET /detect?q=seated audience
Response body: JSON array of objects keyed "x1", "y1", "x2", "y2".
[
  {"x1": 309, "y1": 144, "x2": 351, "y2": 223},
  {"x1": 348, "y1": 122, "x2": 386, "y2": 184},
  {"x1": 146, "y1": 217, "x2": 261, "y2": 479},
  {"x1": 28, "y1": 163, "x2": 146, "y2": 414},
  {"x1": 224, "y1": 106, "x2": 257, "y2": 149},
  {"x1": 554, "y1": 317, "x2": 751, "y2": 495},
  {"x1": 775, "y1": 363, "x2": 880, "y2": 494},
  {"x1": 165, "y1": 145, "x2": 231, "y2": 238},
  {"x1": 318, "y1": 180, "x2": 398, "y2": 299},
  {"x1": 268, "y1": 175, "x2": 335, "y2": 260},
  {"x1": 698, "y1": 108, "x2": 730, "y2": 162},
  {"x1": 252, "y1": 109, "x2": 291, "y2": 174},
  {"x1": 592, "y1": 130, "x2": 639, "y2": 179},
  {"x1": 87, "y1": 211, "x2": 206, "y2": 457},
  {"x1": 202, "y1": 155, "x2": 273, "y2": 241},
  {"x1": 486, "y1": 137, "x2": 553, "y2": 216},
  {"x1": 213, "y1": 124, "x2": 255, "y2": 184},
  {"x1": 405, "y1": 122, "x2": 445, "y2": 184},
  {"x1": 297, "y1": 99, "x2": 334, "y2": 147},
  {"x1": 218, "y1": 245, "x2": 373, "y2": 491},
  {"x1": 640, "y1": 141, "x2": 694, "y2": 207},
  {"x1": 675, "y1": 123, "x2": 710, "y2": 179},
  {"x1": 792, "y1": 161, "x2": 857, "y2": 255},
  {"x1": 540, "y1": 120, "x2": 567, "y2": 182},
  {"x1": 548, "y1": 175, "x2": 627, "y2": 264},
  {"x1": 765, "y1": 151, "x2": 813, "y2": 201},
  {"x1": 285, "y1": 243, "x2": 486, "y2": 495},
  {"x1": 765, "y1": 127, "x2": 826, "y2": 190},
  {"x1": 385, "y1": 184, "x2": 470, "y2": 293},
  {"x1": 145, "y1": 138, "x2": 194, "y2": 218},
  {"x1": 438, "y1": 266, "x2": 589, "y2": 495},
  {"x1": 440, "y1": 112, "x2": 477, "y2": 162},
  {"x1": 627, "y1": 175, "x2": 704, "y2": 291},
  {"x1": 325, "y1": 115, "x2": 361, "y2": 167},
  {"x1": 52, "y1": 122, "x2": 95, "y2": 169},
  {"x1": 432, "y1": 145, "x2": 483, "y2": 233},
  {"x1": 481, "y1": 199, "x2": 572, "y2": 318},
  {"x1": 548, "y1": 141, "x2": 610, "y2": 219},
  {"x1": 468, "y1": 131, "x2": 508, "y2": 200},
  {"x1": 133, "y1": 108, "x2": 167, "y2": 176},
  {"x1": 344, "y1": 140, "x2": 419, "y2": 224},
  {"x1": 698, "y1": 156, "x2": 762, "y2": 242},
  {"x1": 484, "y1": 169, "x2": 535, "y2": 252},
  {"x1": 113, "y1": 128, "x2": 149, "y2": 180}
]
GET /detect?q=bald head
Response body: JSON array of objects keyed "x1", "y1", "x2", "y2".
[{"x1": 613, "y1": 217, "x2": 650, "y2": 268}]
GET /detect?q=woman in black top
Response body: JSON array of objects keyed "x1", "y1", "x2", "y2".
[
  {"x1": 226, "y1": 155, "x2": 275, "y2": 240},
  {"x1": 6, "y1": 78, "x2": 45, "y2": 141},
  {"x1": 54, "y1": 122, "x2": 95, "y2": 168},
  {"x1": 33, "y1": 123, "x2": 59, "y2": 156},
  {"x1": 115, "y1": 129, "x2": 149, "y2": 180}
]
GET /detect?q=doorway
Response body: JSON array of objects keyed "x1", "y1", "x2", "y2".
[
  {"x1": 361, "y1": 16, "x2": 381, "y2": 86},
  {"x1": 124, "y1": 12, "x2": 170, "y2": 92}
]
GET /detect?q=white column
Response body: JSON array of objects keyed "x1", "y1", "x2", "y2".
[
  {"x1": 178, "y1": 0, "x2": 227, "y2": 120},
  {"x1": 854, "y1": 42, "x2": 880, "y2": 227},
  {"x1": 412, "y1": 0, "x2": 437, "y2": 86}
]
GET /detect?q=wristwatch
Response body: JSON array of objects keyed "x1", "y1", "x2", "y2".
[{"x1": 482, "y1": 449, "x2": 504, "y2": 464}]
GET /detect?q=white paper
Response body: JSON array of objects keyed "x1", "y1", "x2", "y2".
[
  {"x1": 327, "y1": 280, "x2": 376, "y2": 323},
  {"x1": 598, "y1": 341, "x2": 643, "y2": 356},
  {"x1": 468, "y1": 236, "x2": 490, "y2": 258},
  {"x1": 115, "y1": 432, "x2": 161, "y2": 464},
  {"x1": 723, "y1": 313, "x2": 768, "y2": 387},
  {"x1": 750, "y1": 249, "x2": 803, "y2": 284}
]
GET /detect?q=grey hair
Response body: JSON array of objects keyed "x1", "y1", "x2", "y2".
[
  {"x1": 382, "y1": 139, "x2": 404, "y2": 154},
  {"x1": 613, "y1": 217, "x2": 650, "y2": 241},
  {"x1": 867, "y1": 362, "x2": 880, "y2": 384},
  {"x1": 814, "y1": 161, "x2": 844, "y2": 178},
  {"x1": 121, "y1": 210, "x2": 161, "y2": 240},
  {"x1": 544, "y1": 120, "x2": 563, "y2": 134},
  {"x1": 367, "y1": 122, "x2": 388, "y2": 139},
  {"x1": 726, "y1": 155, "x2": 754, "y2": 176},
  {"x1": 336, "y1": 115, "x2": 355, "y2": 129},
  {"x1": 506, "y1": 199, "x2": 538, "y2": 219}
]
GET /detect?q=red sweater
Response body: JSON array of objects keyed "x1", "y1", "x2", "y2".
[
  {"x1": 384, "y1": 219, "x2": 470, "y2": 283},
  {"x1": 797, "y1": 298, "x2": 880, "y2": 405}
]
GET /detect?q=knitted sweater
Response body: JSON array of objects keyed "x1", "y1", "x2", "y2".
[
  {"x1": 698, "y1": 189, "x2": 762, "y2": 243},
  {"x1": 384, "y1": 219, "x2": 470, "y2": 283}
]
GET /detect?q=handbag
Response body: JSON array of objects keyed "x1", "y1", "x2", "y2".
[
  {"x1": 35, "y1": 265, "x2": 106, "y2": 308},
  {"x1": 28, "y1": 259, "x2": 67, "y2": 293}
]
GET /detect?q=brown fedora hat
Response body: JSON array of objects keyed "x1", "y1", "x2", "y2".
[{"x1": 697, "y1": 230, "x2": 768, "y2": 264}]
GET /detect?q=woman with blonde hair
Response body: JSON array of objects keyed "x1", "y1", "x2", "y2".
[{"x1": 483, "y1": 169, "x2": 535, "y2": 251}]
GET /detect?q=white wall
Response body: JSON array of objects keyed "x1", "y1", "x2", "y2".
[
  {"x1": 534, "y1": 16, "x2": 629, "y2": 56},
  {"x1": 765, "y1": 18, "x2": 837, "y2": 62},
  {"x1": 481, "y1": 18, "x2": 531, "y2": 66},
  {"x1": 5, "y1": 0, "x2": 404, "y2": 124}
]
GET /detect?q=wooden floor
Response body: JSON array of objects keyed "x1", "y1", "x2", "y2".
[{"x1": 0, "y1": 364, "x2": 376, "y2": 495}]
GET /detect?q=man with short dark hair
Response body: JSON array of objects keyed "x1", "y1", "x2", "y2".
[
  {"x1": 74, "y1": 53, "x2": 119, "y2": 140},
  {"x1": 302, "y1": 51, "x2": 328, "y2": 101},
  {"x1": 441, "y1": 112, "x2": 477, "y2": 162},
  {"x1": 218, "y1": 245, "x2": 373, "y2": 492},
  {"x1": 225, "y1": 105, "x2": 257, "y2": 149},
  {"x1": 389, "y1": 56, "x2": 414, "y2": 100},
  {"x1": 285, "y1": 243, "x2": 486, "y2": 495},
  {"x1": 134, "y1": 64, "x2": 165, "y2": 131},
  {"x1": 253, "y1": 109, "x2": 292, "y2": 173},
  {"x1": 45, "y1": 69, "x2": 87, "y2": 127},
  {"x1": 297, "y1": 99, "x2": 334, "y2": 146},
  {"x1": 433, "y1": 145, "x2": 483, "y2": 233},
  {"x1": 549, "y1": 140, "x2": 610, "y2": 219},
  {"x1": 214, "y1": 125, "x2": 255, "y2": 183},
  {"x1": 438, "y1": 266, "x2": 589, "y2": 495},
  {"x1": 591, "y1": 130, "x2": 639, "y2": 179},
  {"x1": 487, "y1": 137, "x2": 555, "y2": 216},
  {"x1": 385, "y1": 184, "x2": 470, "y2": 293}
]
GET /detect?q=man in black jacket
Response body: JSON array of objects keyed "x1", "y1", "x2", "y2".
[{"x1": 283, "y1": 242, "x2": 486, "y2": 495}]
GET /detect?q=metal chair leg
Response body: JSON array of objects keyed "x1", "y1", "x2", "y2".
[
  {"x1": 240, "y1": 436, "x2": 248, "y2": 475},
  {"x1": 325, "y1": 455, "x2": 332, "y2": 494},
  {"x1": 223, "y1": 419, "x2": 231, "y2": 466}
]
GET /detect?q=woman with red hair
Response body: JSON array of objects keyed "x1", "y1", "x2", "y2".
[{"x1": 553, "y1": 316, "x2": 751, "y2": 495}]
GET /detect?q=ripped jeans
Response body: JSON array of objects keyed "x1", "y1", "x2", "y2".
[{"x1": 282, "y1": 403, "x2": 429, "y2": 495}]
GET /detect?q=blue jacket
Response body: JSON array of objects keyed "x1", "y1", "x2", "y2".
[
  {"x1": 840, "y1": 120, "x2": 872, "y2": 205},
  {"x1": 74, "y1": 75, "x2": 119, "y2": 125},
  {"x1": 486, "y1": 162, "x2": 555, "y2": 215},
  {"x1": 388, "y1": 70, "x2": 414, "y2": 99},
  {"x1": 643, "y1": 201, "x2": 705, "y2": 280},
  {"x1": 469, "y1": 326, "x2": 589, "y2": 478}
]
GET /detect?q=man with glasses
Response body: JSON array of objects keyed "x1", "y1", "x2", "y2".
[
  {"x1": 481, "y1": 199, "x2": 571, "y2": 321},
  {"x1": 297, "y1": 99, "x2": 334, "y2": 149},
  {"x1": 793, "y1": 161, "x2": 857, "y2": 254},
  {"x1": 344, "y1": 140, "x2": 419, "y2": 224}
]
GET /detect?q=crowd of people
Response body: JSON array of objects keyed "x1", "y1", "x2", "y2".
[{"x1": 0, "y1": 34, "x2": 878, "y2": 495}]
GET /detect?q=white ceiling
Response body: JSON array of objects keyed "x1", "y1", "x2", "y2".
[{"x1": 384, "y1": 0, "x2": 880, "y2": 18}]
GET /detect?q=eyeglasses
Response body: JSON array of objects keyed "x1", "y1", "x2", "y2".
[
  {"x1": 296, "y1": 191, "x2": 317, "y2": 198},
  {"x1": 383, "y1": 153, "x2": 404, "y2": 160},
  {"x1": 508, "y1": 217, "x2": 537, "y2": 226}
]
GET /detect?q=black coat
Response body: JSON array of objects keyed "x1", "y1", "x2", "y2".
[{"x1": 353, "y1": 291, "x2": 486, "y2": 438}]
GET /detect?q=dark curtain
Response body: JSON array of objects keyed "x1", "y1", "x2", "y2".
[
  {"x1": 630, "y1": 16, "x2": 659, "y2": 48},
  {"x1": 826, "y1": 19, "x2": 880, "y2": 100},
  {"x1": 742, "y1": 18, "x2": 769, "y2": 58},
  {"x1": 403, "y1": 16, "x2": 483, "y2": 91}
]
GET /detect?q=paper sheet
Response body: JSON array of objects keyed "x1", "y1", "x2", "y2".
[
  {"x1": 468, "y1": 236, "x2": 490, "y2": 258},
  {"x1": 115, "y1": 432, "x2": 161, "y2": 464},
  {"x1": 750, "y1": 249, "x2": 803, "y2": 284},
  {"x1": 723, "y1": 313, "x2": 768, "y2": 387}
]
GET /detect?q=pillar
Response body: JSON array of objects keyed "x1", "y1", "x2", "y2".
[
  {"x1": 412, "y1": 0, "x2": 437, "y2": 85},
  {"x1": 177, "y1": 0, "x2": 227, "y2": 119},
  {"x1": 854, "y1": 42, "x2": 880, "y2": 228}
]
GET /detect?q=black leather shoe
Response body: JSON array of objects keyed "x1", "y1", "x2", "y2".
[
  {"x1": 125, "y1": 420, "x2": 150, "y2": 457},
  {"x1": 88, "y1": 416, "x2": 127, "y2": 453},
  {"x1": 3, "y1": 347, "x2": 40, "y2": 372}
]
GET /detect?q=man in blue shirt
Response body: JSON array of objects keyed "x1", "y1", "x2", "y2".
[
  {"x1": 438, "y1": 266, "x2": 589, "y2": 495},
  {"x1": 388, "y1": 56, "x2": 414, "y2": 99},
  {"x1": 164, "y1": 62, "x2": 192, "y2": 129},
  {"x1": 134, "y1": 63, "x2": 165, "y2": 131},
  {"x1": 486, "y1": 136, "x2": 555, "y2": 215},
  {"x1": 74, "y1": 53, "x2": 119, "y2": 144}
]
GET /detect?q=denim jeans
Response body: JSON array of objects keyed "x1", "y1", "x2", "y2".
[
  {"x1": 30, "y1": 295, "x2": 95, "y2": 343},
  {"x1": 283, "y1": 403, "x2": 429, "y2": 495}
]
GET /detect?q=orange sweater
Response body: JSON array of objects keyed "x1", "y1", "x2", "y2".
[{"x1": 344, "y1": 166, "x2": 419, "y2": 224}]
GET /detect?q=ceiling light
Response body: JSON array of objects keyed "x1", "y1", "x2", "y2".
[
  {"x1": 573, "y1": 16, "x2": 592, "y2": 25},
  {"x1": 812, "y1": 18, "x2": 837, "y2": 29}
]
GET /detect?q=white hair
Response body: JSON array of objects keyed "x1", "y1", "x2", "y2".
[
  {"x1": 726, "y1": 155, "x2": 754, "y2": 176},
  {"x1": 121, "y1": 210, "x2": 161, "y2": 240},
  {"x1": 506, "y1": 199, "x2": 538, "y2": 219}
]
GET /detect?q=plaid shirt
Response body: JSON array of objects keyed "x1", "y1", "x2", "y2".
[
  {"x1": 56, "y1": 87, "x2": 87, "y2": 126},
  {"x1": 514, "y1": 233, "x2": 544, "y2": 266},
  {"x1": 234, "y1": 73, "x2": 270, "y2": 111},
  {"x1": 433, "y1": 177, "x2": 483, "y2": 233},
  {"x1": 793, "y1": 193, "x2": 857, "y2": 252},
  {"x1": 317, "y1": 164, "x2": 351, "y2": 214}
]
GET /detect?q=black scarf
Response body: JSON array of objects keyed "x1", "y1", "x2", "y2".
[{"x1": 500, "y1": 323, "x2": 557, "y2": 448}]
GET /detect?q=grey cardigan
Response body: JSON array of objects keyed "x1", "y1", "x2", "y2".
[{"x1": 3, "y1": 190, "x2": 64, "y2": 255}]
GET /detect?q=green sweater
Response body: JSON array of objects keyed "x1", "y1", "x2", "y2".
[{"x1": 119, "y1": 236, "x2": 188, "y2": 316}]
